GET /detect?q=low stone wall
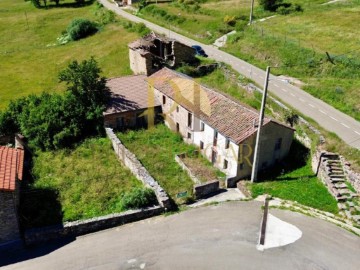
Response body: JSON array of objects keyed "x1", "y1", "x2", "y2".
[
  {"x1": 225, "y1": 176, "x2": 240, "y2": 188},
  {"x1": 105, "y1": 128, "x2": 171, "y2": 209},
  {"x1": 194, "y1": 180, "x2": 220, "y2": 200},
  {"x1": 24, "y1": 206, "x2": 163, "y2": 246},
  {"x1": 175, "y1": 153, "x2": 201, "y2": 185},
  {"x1": 0, "y1": 192, "x2": 20, "y2": 244}
]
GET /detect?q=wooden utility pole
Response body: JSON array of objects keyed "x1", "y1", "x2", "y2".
[
  {"x1": 249, "y1": 0, "x2": 255, "y2": 25},
  {"x1": 251, "y1": 66, "x2": 270, "y2": 183}
]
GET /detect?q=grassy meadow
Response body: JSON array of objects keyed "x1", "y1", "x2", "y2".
[
  {"x1": 0, "y1": 0, "x2": 138, "y2": 109},
  {"x1": 22, "y1": 137, "x2": 144, "y2": 226}
]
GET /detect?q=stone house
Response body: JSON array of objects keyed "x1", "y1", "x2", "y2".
[
  {"x1": 129, "y1": 32, "x2": 196, "y2": 76},
  {"x1": 103, "y1": 74, "x2": 161, "y2": 130},
  {"x1": 148, "y1": 68, "x2": 294, "y2": 182},
  {"x1": 0, "y1": 146, "x2": 24, "y2": 245}
]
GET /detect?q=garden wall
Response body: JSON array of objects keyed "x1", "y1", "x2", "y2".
[
  {"x1": 175, "y1": 153, "x2": 201, "y2": 185},
  {"x1": 194, "y1": 180, "x2": 220, "y2": 199},
  {"x1": 24, "y1": 206, "x2": 163, "y2": 246},
  {"x1": 105, "y1": 128, "x2": 172, "y2": 209}
]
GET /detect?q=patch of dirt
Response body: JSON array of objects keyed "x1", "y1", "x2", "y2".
[{"x1": 182, "y1": 156, "x2": 218, "y2": 183}]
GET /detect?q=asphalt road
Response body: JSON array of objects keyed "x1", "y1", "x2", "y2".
[
  {"x1": 99, "y1": 0, "x2": 360, "y2": 149},
  {"x1": 2, "y1": 201, "x2": 359, "y2": 270}
]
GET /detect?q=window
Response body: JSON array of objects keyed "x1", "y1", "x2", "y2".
[
  {"x1": 225, "y1": 138, "x2": 230, "y2": 149},
  {"x1": 223, "y1": 159, "x2": 228, "y2": 169},
  {"x1": 213, "y1": 130, "x2": 218, "y2": 146},
  {"x1": 162, "y1": 95, "x2": 166, "y2": 105},
  {"x1": 200, "y1": 141, "x2": 204, "y2": 150},
  {"x1": 176, "y1": 122, "x2": 180, "y2": 133},
  {"x1": 188, "y1": 112, "x2": 192, "y2": 128},
  {"x1": 187, "y1": 132, "x2": 192, "y2": 139},
  {"x1": 176, "y1": 106, "x2": 179, "y2": 113},
  {"x1": 275, "y1": 138, "x2": 282, "y2": 150},
  {"x1": 200, "y1": 122, "x2": 205, "y2": 131},
  {"x1": 211, "y1": 150, "x2": 217, "y2": 164},
  {"x1": 239, "y1": 163, "x2": 244, "y2": 170}
]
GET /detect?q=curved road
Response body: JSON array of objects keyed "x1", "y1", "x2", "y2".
[
  {"x1": 100, "y1": 0, "x2": 360, "y2": 149},
  {"x1": 2, "y1": 201, "x2": 359, "y2": 269}
]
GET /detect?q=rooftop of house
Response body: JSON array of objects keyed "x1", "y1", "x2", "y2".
[
  {"x1": 0, "y1": 146, "x2": 24, "y2": 192},
  {"x1": 128, "y1": 32, "x2": 176, "y2": 57},
  {"x1": 104, "y1": 75, "x2": 161, "y2": 115},
  {"x1": 148, "y1": 68, "x2": 293, "y2": 144}
]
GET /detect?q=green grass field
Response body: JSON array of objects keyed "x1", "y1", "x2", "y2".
[
  {"x1": 0, "y1": 0, "x2": 138, "y2": 109},
  {"x1": 118, "y1": 124, "x2": 211, "y2": 203},
  {"x1": 136, "y1": 0, "x2": 360, "y2": 121},
  {"x1": 27, "y1": 137, "x2": 143, "y2": 224}
]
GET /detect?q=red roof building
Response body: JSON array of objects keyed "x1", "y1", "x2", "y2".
[{"x1": 0, "y1": 146, "x2": 24, "y2": 192}]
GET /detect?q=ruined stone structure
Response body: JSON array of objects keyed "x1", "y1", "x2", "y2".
[{"x1": 129, "y1": 32, "x2": 196, "y2": 76}]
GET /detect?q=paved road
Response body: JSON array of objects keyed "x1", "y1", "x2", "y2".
[
  {"x1": 2, "y1": 201, "x2": 359, "y2": 269},
  {"x1": 100, "y1": 0, "x2": 360, "y2": 149}
]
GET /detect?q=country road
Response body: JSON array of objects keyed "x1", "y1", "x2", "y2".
[{"x1": 100, "y1": 0, "x2": 360, "y2": 149}]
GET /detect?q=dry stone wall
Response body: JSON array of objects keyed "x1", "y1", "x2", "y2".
[{"x1": 105, "y1": 128, "x2": 171, "y2": 209}]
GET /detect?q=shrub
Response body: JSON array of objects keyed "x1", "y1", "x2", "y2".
[
  {"x1": 259, "y1": 0, "x2": 283, "y2": 11},
  {"x1": 121, "y1": 188, "x2": 158, "y2": 209},
  {"x1": 223, "y1": 15, "x2": 237, "y2": 26},
  {"x1": 67, "y1": 18, "x2": 98, "y2": 41}
]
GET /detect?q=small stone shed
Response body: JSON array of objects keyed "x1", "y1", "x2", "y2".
[
  {"x1": 0, "y1": 146, "x2": 24, "y2": 244},
  {"x1": 103, "y1": 75, "x2": 161, "y2": 130},
  {"x1": 129, "y1": 32, "x2": 196, "y2": 76}
]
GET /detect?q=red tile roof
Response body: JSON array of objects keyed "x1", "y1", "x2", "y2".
[
  {"x1": 149, "y1": 68, "x2": 293, "y2": 144},
  {"x1": 104, "y1": 75, "x2": 161, "y2": 115},
  {"x1": 0, "y1": 146, "x2": 24, "y2": 192}
]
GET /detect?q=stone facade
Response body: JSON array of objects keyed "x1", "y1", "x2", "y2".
[
  {"x1": 24, "y1": 206, "x2": 163, "y2": 246},
  {"x1": 105, "y1": 128, "x2": 172, "y2": 209},
  {"x1": 0, "y1": 191, "x2": 20, "y2": 244},
  {"x1": 129, "y1": 33, "x2": 196, "y2": 75}
]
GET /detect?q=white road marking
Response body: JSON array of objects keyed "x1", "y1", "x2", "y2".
[
  {"x1": 274, "y1": 83, "x2": 279, "y2": 87},
  {"x1": 355, "y1": 131, "x2": 360, "y2": 136},
  {"x1": 330, "y1": 116, "x2": 338, "y2": 121},
  {"x1": 290, "y1": 93, "x2": 295, "y2": 97},
  {"x1": 341, "y1": 123, "x2": 350, "y2": 129},
  {"x1": 308, "y1": 103, "x2": 315, "y2": 108},
  {"x1": 281, "y1": 88, "x2": 288, "y2": 92},
  {"x1": 319, "y1": 109, "x2": 326, "y2": 114},
  {"x1": 299, "y1": 98, "x2": 305, "y2": 102}
]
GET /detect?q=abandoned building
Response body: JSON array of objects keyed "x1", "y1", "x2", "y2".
[
  {"x1": 128, "y1": 32, "x2": 196, "y2": 76},
  {"x1": 148, "y1": 68, "x2": 294, "y2": 181},
  {"x1": 0, "y1": 145, "x2": 24, "y2": 245},
  {"x1": 103, "y1": 74, "x2": 161, "y2": 130}
]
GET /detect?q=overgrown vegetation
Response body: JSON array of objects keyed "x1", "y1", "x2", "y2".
[
  {"x1": 118, "y1": 124, "x2": 201, "y2": 204},
  {"x1": 250, "y1": 140, "x2": 339, "y2": 214},
  {"x1": 0, "y1": 58, "x2": 109, "y2": 150},
  {"x1": 21, "y1": 137, "x2": 152, "y2": 226}
]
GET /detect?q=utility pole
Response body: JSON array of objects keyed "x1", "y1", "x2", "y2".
[
  {"x1": 251, "y1": 66, "x2": 270, "y2": 183},
  {"x1": 249, "y1": 0, "x2": 255, "y2": 25}
]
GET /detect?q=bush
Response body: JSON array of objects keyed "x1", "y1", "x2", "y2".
[
  {"x1": 123, "y1": 22, "x2": 151, "y2": 36},
  {"x1": 67, "y1": 18, "x2": 98, "y2": 41},
  {"x1": 121, "y1": 188, "x2": 158, "y2": 209},
  {"x1": 223, "y1": 15, "x2": 236, "y2": 26}
]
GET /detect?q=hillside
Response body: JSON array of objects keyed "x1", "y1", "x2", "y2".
[{"x1": 0, "y1": 0, "x2": 137, "y2": 109}]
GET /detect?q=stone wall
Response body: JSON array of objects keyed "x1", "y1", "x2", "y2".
[
  {"x1": 194, "y1": 180, "x2": 220, "y2": 200},
  {"x1": 0, "y1": 192, "x2": 20, "y2": 244},
  {"x1": 173, "y1": 41, "x2": 196, "y2": 67},
  {"x1": 105, "y1": 128, "x2": 172, "y2": 209},
  {"x1": 175, "y1": 153, "x2": 201, "y2": 185},
  {"x1": 341, "y1": 156, "x2": 360, "y2": 194},
  {"x1": 24, "y1": 206, "x2": 163, "y2": 246}
]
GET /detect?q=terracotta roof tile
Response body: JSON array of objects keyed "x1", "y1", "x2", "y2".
[
  {"x1": 104, "y1": 75, "x2": 161, "y2": 115},
  {"x1": 0, "y1": 146, "x2": 24, "y2": 192},
  {"x1": 149, "y1": 68, "x2": 292, "y2": 144}
]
